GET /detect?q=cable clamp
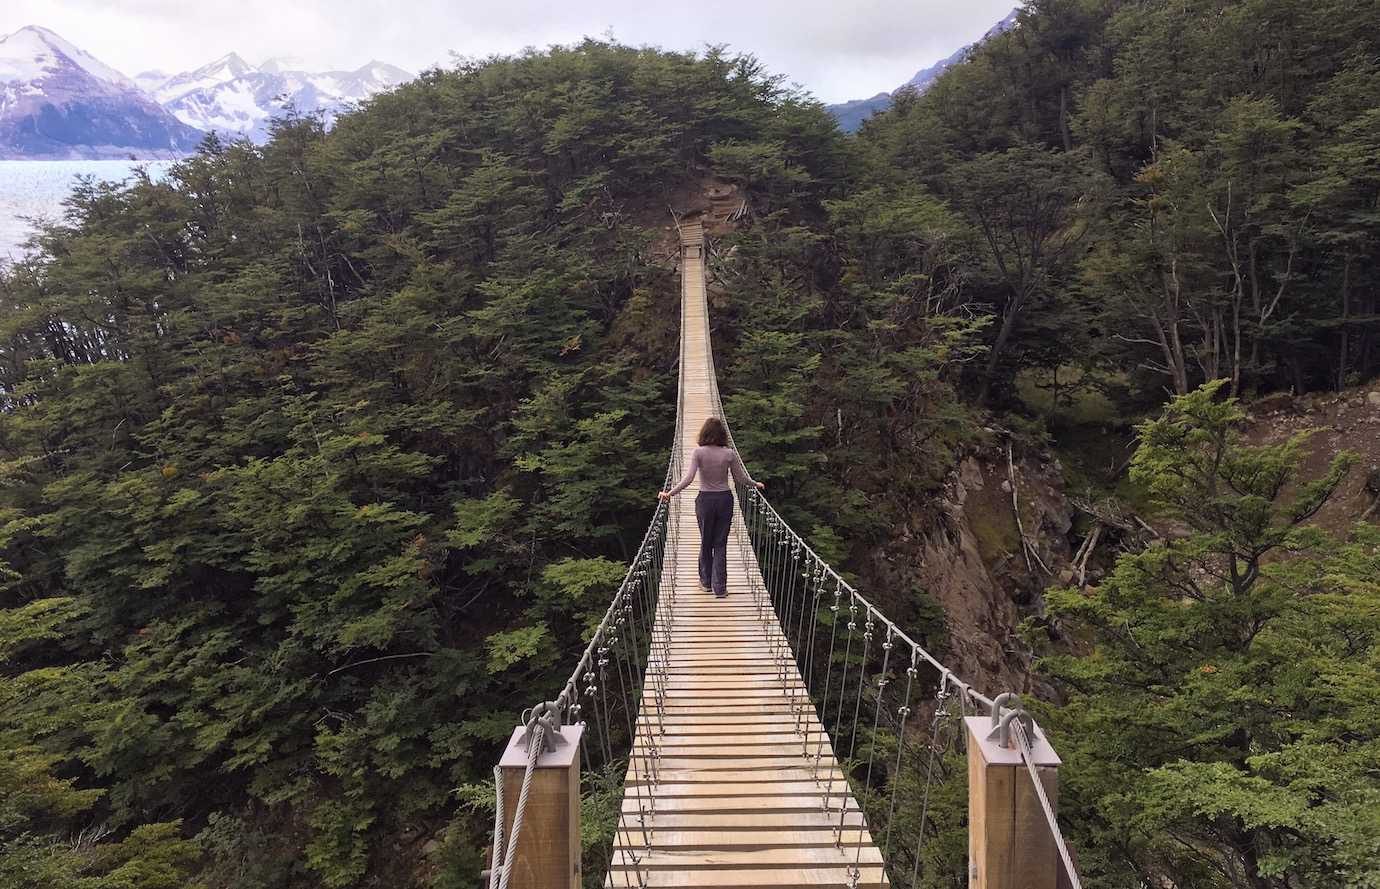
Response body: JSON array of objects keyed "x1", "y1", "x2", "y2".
[
  {"x1": 986, "y1": 692, "x2": 1037, "y2": 749},
  {"x1": 518, "y1": 701, "x2": 570, "y2": 753}
]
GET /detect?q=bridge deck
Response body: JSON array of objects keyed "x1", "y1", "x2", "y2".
[{"x1": 607, "y1": 223, "x2": 888, "y2": 888}]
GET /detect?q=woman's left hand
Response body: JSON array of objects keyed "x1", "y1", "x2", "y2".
[{"x1": 657, "y1": 490, "x2": 671, "y2": 502}]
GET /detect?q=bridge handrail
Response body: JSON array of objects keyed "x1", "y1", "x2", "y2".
[
  {"x1": 737, "y1": 487, "x2": 997, "y2": 712},
  {"x1": 538, "y1": 223, "x2": 692, "y2": 726},
  {"x1": 487, "y1": 226, "x2": 691, "y2": 889},
  {"x1": 701, "y1": 230, "x2": 1082, "y2": 889},
  {"x1": 695, "y1": 235, "x2": 996, "y2": 714}
]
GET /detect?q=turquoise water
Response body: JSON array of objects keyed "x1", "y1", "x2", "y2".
[{"x1": 0, "y1": 159, "x2": 175, "y2": 264}]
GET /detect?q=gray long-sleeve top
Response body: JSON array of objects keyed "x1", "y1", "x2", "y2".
[{"x1": 666, "y1": 445, "x2": 757, "y2": 496}]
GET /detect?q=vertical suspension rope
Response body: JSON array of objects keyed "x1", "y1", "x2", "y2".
[
  {"x1": 824, "y1": 595, "x2": 857, "y2": 817},
  {"x1": 910, "y1": 676, "x2": 956, "y2": 888},
  {"x1": 882, "y1": 651, "x2": 920, "y2": 862},
  {"x1": 812, "y1": 581, "x2": 843, "y2": 782}
]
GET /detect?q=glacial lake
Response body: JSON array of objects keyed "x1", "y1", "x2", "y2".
[{"x1": 0, "y1": 160, "x2": 176, "y2": 264}]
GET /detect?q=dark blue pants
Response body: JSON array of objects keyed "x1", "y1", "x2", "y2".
[{"x1": 695, "y1": 491, "x2": 734, "y2": 596}]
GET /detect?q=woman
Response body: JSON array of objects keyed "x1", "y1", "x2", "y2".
[{"x1": 659, "y1": 417, "x2": 765, "y2": 598}]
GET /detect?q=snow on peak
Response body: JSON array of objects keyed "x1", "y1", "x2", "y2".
[
  {"x1": 210, "y1": 52, "x2": 255, "y2": 77},
  {"x1": 134, "y1": 68, "x2": 171, "y2": 91},
  {"x1": 353, "y1": 60, "x2": 411, "y2": 85},
  {"x1": 161, "y1": 55, "x2": 412, "y2": 142},
  {"x1": 0, "y1": 26, "x2": 414, "y2": 149},
  {"x1": 259, "y1": 56, "x2": 302, "y2": 75},
  {"x1": 0, "y1": 24, "x2": 138, "y2": 90},
  {"x1": 155, "y1": 51, "x2": 258, "y2": 104}
]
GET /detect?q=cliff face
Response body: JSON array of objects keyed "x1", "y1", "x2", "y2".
[
  {"x1": 868, "y1": 444, "x2": 1074, "y2": 697},
  {"x1": 888, "y1": 386, "x2": 1380, "y2": 699}
]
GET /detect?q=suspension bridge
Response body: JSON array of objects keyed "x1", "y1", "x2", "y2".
[{"x1": 486, "y1": 222, "x2": 1076, "y2": 889}]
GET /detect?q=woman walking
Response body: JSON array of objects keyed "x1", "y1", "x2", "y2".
[{"x1": 659, "y1": 417, "x2": 764, "y2": 598}]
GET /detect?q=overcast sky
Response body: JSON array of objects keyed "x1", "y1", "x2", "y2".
[{"x1": 2, "y1": 0, "x2": 1018, "y2": 103}]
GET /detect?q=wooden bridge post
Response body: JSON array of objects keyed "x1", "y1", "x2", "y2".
[
  {"x1": 965, "y1": 702, "x2": 1062, "y2": 889},
  {"x1": 496, "y1": 723, "x2": 583, "y2": 889}
]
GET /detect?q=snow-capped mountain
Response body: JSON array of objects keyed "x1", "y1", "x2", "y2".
[
  {"x1": 0, "y1": 26, "x2": 413, "y2": 157},
  {"x1": 154, "y1": 52, "x2": 257, "y2": 106},
  {"x1": 148, "y1": 56, "x2": 412, "y2": 143},
  {"x1": 259, "y1": 57, "x2": 302, "y2": 75},
  {"x1": 827, "y1": 9, "x2": 1020, "y2": 133},
  {"x1": 0, "y1": 25, "x2": 203, "y2": 158},
  {"x1": 133, "y1": 69, "x2": 172, "y2": 93}
]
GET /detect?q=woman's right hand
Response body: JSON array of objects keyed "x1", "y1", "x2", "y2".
[{"x1": 657, "y1": 490, "x2": 671, "y2": 502}]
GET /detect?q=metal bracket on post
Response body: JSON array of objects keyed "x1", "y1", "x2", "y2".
[
  {"x1": 518, "y1": 701, "x2": 570, "y2": 754},
  {"x1": 986, "y1": 693, "x2": 1038, "y2": 750}
]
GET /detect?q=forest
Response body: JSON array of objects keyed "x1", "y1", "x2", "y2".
[{"x1": 1, "y1": 0, "x2": 1378, "y2": 887}]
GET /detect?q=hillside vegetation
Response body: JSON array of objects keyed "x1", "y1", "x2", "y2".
[
  {"x1": 865, "y1": 0, "x2": 1380, "y2": 404},
  {"x1": 2, "y1": 1, "x2": 1380, "y2": 887},
  {"x1": 0, "y1": 42, "x2": 971, "y2": 889}
]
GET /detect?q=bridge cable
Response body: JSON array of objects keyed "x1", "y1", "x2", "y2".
[{"x1": 1014, "y1": 717, "x2": 1083, "y2": 889}]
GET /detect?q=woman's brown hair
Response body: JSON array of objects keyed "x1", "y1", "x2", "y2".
[{"x1": 697, "y1": 417, "x2": 729, "y2": 447}]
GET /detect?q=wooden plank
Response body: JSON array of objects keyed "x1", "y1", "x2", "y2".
[
  {"x1": 650, "y1": 717, "x2": 805, "y2": 728},
  {"x1": 615, "y1": 868, "x2": 889, "y2": 889},
  {"x1": 622, "y1": 796, "x2": 860, "y2": 815},
  {"x1": 625, "y1": 868, "x2": 889, "y2": 888},
  {"x1": 631, "y1": 748, "x2": 830, "y2": 761},
  {"x1": 646, "y1": 829, "x2": 875, "y2": 850},
  {"x1": 653, "y1": 757, "x2": 826, "y2": 771},
  {"x1": 610, "y1": 846, "x2": 884, "y2": 869},
  {"x1": 628, "y1": 768, "x2": 847, "y2": 785},
  {"x1": 629, "y1": 812, "x2": 868, "y2": 830}
]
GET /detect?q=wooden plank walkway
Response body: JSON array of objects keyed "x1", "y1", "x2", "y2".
[{"x1": 607, "y1": 222, "x2": 888, "y2": 888}]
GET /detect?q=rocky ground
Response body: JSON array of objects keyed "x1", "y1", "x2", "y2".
[{"x1": 1243, "y1": 386, "x2": 1380, "y2": 533}]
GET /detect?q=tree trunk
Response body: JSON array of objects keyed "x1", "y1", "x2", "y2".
[
  {"x1": 1058, "y1": 86, "x2": 1073, "y2": 152},
  {"x1": 1163, "y1": 257, "x2": 1190, "y2": 395},
  {"x1": 1337, "y1": 255, "x2": 1352, "y2": 391},
  {"x1": 979, "y1": 292, "x2": 1025, "y2": 401}
]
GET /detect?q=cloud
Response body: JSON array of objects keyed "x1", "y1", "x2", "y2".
[{"x1": 2, "y1": 0, "x2": 1017, "y2": 101}]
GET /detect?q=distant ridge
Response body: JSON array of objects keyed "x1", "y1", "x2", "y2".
[
  {"x1": 826, "y1": 9, "x2": 1019, "y2": 133},
  {"x1": 149, "y1": 55, "x2": 413, "y2": 143}
]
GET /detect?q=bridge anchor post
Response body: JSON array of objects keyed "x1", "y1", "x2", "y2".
[
  {"x1": 495, "y1": 723, "x2": 583, "y2": 889},
  {"x1": 965, "y1": 696, "x2": 1062, "y2": 889}
]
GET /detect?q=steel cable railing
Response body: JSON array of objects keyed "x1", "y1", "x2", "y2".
[
  {"x1": 485, "y1": 250, "x2": 689, "y2": 889},
  {"x1": 698, "y1": 231, "x2": 1082, "y2": 889}
]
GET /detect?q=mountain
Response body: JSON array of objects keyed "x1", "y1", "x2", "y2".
[
  {"x1": 133, "y1": 69, "x2": 171, "y2": 93},
  {"x1": 826, "y1": 93, "x2": 892, "y2": 135},
  {"x1": 149, "y1": 56, "x2": 413, "y2": 143},
  {"x1": 258, "y1": 56, "x2": 302, "y2": 74},
  {"x1": 153, "y1": 52, "x2": 256, "y2": 105},
  {"x1": 0, "y1": 25, "x2": 203, "y2": 158},
  {"x1": 826, "y1": 9, "x2": 1019, "y2": 132}
]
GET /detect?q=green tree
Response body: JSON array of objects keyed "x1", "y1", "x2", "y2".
[{"x1": 1039, "y1": 381, "x2": 1376, "y2": 888}]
